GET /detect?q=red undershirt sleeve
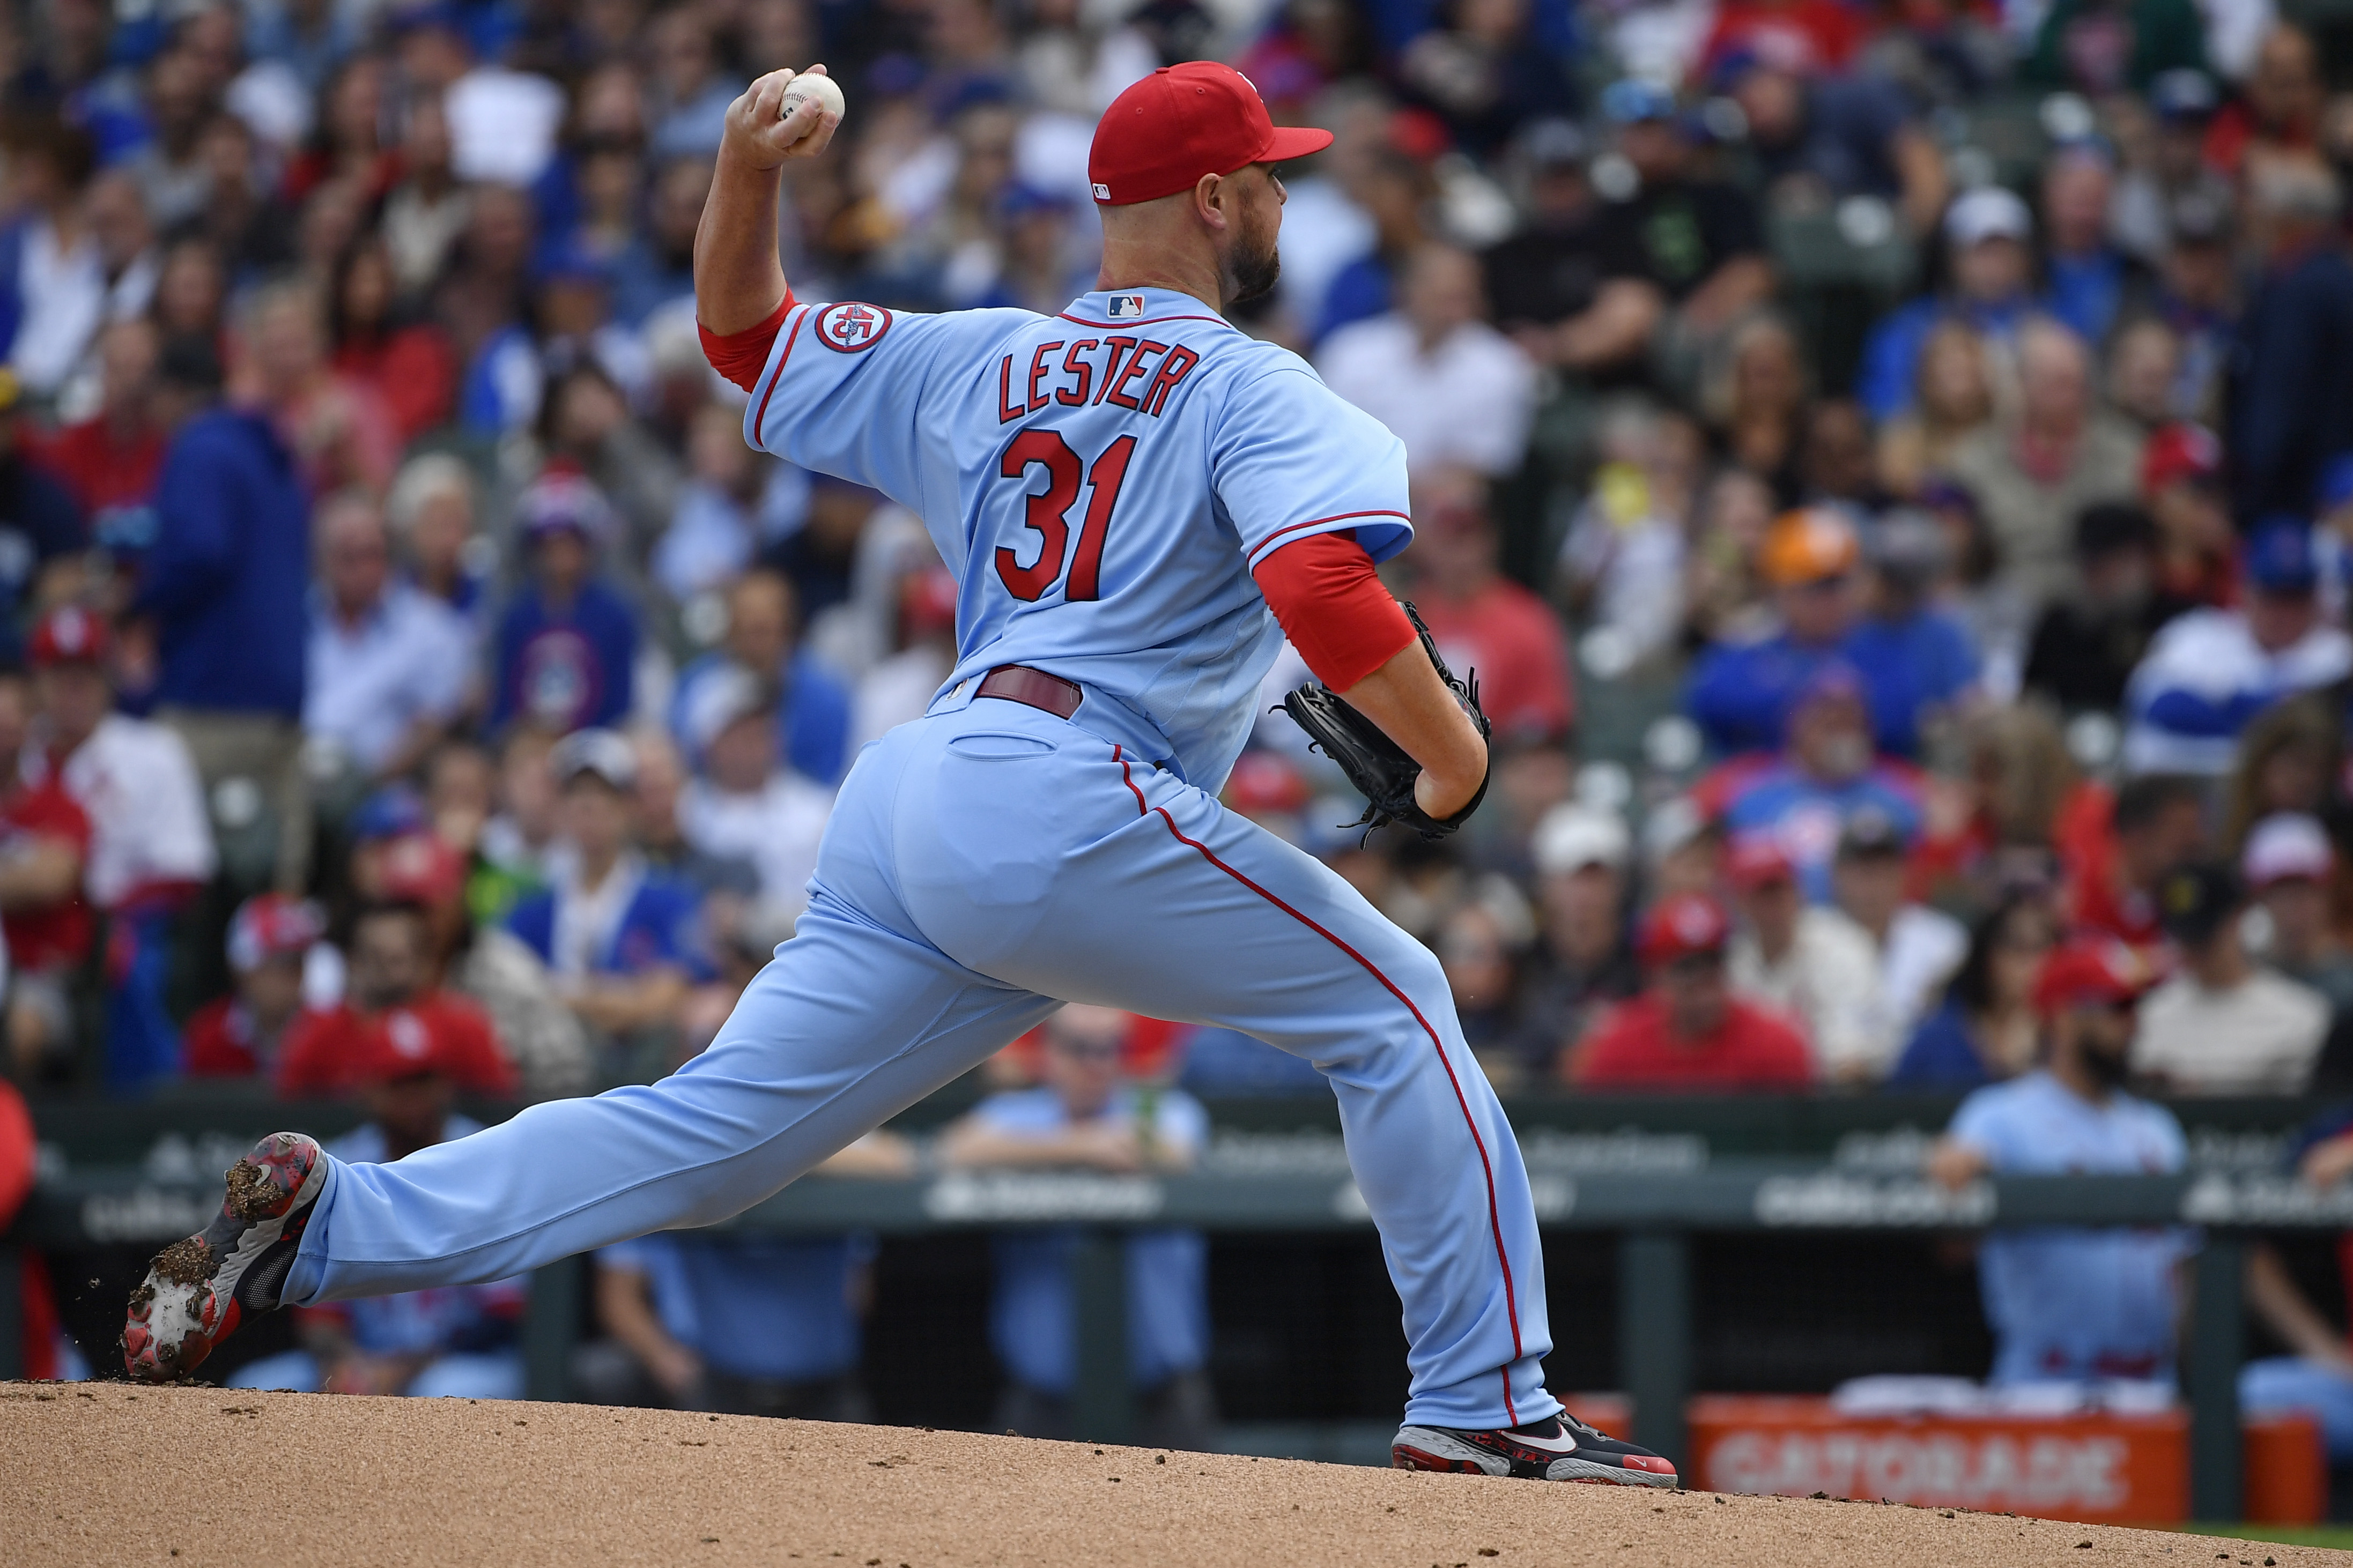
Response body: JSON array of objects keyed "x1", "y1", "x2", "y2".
[
  {"x1": 1252, "y1": 530, "x2": 1418, "y2": 693},
  {"x1": 698, "y1": 292, "x2": 796, "y2": 392}
]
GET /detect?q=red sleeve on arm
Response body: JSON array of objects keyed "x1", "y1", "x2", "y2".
[
  {"x1": 1252, "y1": 530, "x2": 1418, "y2": 692},
  {"x1": 698, "y1": 292, "x2": 796, "y2": 393}
]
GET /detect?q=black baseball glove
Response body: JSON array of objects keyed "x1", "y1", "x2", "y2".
[{"x1": 1278, "y1": 601, "x2": 1491, "y2": 841}]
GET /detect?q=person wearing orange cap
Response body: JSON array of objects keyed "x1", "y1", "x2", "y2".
[
  {"x1": 1568, "y1": 893, "x2": 1814, "y2": 1089},
  {"x1": 1685, "y1": 504, "x2": 1972, "y2": 760},
  {"x1": 1927, "y1": 938, "x2": 2190, "y2": 1388}
]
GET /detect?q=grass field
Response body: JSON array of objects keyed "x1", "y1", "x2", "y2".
[{"x1": 2180, "y1": 1523, "x2": 2353, "y2": 1552}]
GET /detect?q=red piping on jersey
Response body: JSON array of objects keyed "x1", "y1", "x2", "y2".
[
  {"x1": 1249, "y1": 509, "x2": 1414, "y2": 562},
  {"x1": 1057, "y1": 311, "x2": 1231, "y2": 330},
  {"x1": 749, "y1": 306, "x2": 810, "y2": 450},
  {"x1": 1110, "y1": 744, "x2": 1525, "y2": 1424}
]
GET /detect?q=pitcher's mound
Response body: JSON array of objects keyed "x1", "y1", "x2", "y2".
[{"x1": 0, "y1": 1382, "x2": 2330, "y2": 1565}]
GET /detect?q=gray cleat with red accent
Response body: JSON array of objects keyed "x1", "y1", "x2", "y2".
[
  {"x1": 1392, "y1": 1411, "x2": 1679, "y2": 1486},
  {"x1": 120, "y1": 1131, "x2": 325, "y2": 1381}
]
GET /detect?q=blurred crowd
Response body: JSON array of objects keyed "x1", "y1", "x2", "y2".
[
  {"x1": 0, "y1": 0, "x2": 2352, "y2": 1110},
  {"x1": 10, "y1": 0, "x2": 2353, "y2": 1425}
]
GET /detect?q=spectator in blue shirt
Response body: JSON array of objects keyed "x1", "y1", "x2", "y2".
[
  {"x1": 488, "y1": 470, "x2": 639, "y2": 736},
  {"x1": 2122, "y1": 519, "x2": 2353, "y2": 776},
  {"x1": 578, "y1": 1126, "x2": 915, "y2": 1417},
  {"x1": 1718, "y1": 665, "x2": 1926, "y2": 903},
  {"x1": 0, "y1": 365, "x2": 86, "y2": 663},
  {"x1": 609, "y1": 156, "x2": 707, "y2": 326},
  {"x1": 1928, "y1": 939, "x2": 2186, "y2": 1386},
  {"x1": 669, "y1": 569, "x2": 854, "y2": 788},
  {"x1": 1859, "y1": 187, "x2": 2040, "y2": 423},
  {"x1": 1688, "y1": 507, "x2": 1971, "y2": 759},
  {"x1": 304, "y1": 491, "x2": 473, "y2": 783},
  {"x1": 134, "y1": 325, "x2": 313, "y2": 890},
  {"x1": 2039, "y1": 142, "x2": 2147, "y2": 351},
  {"x1": 1723, "y1": 55, "x2": 1948, "y2": 239},
  {"x1": 941, "y1": 1004, "x2": 1217, "y2": 1453},
  {"x1": 1890, "y1": 890, "x2": 2059, "y2": 1089},
  {"x1": 1849, "y1": 509, "x2": 1981, "y2": 753},
  {"x1": 2239, "y1": 1112, "x2": 2353, "y2": 1465},
  {"x1": 506, "y1": 730, "x2": 701, "y2": 1080}
]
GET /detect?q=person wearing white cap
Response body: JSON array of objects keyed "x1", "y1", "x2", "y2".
[
  {"x1": 504, "y1": 727, "x2": 703, "y2": 1059},
  {"x1": 1520, "y1": 803, "x2": 1642, "y2": 1072},
  {"x1": 1856, "y1": 185, "x2": 2039, "y2": 423},
  {"x1": 2244, "y1": 813, "x2": 2353, "y2": 1016},
  {"x1": 676, "y1": 664, "x2": 834, "y2": 930}
]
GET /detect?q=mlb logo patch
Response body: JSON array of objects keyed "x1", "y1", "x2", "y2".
[
  {"x1": 1091, "y1": 182, "x2": 1111, "y2": 200},
  {"x1": 1107, "y1": 293, "x2": 1147, "y2": 319}
]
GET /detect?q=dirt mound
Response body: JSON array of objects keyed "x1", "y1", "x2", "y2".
[{"x1": 0, "y1": 1381, "x2": 2330, "y2": 1566}]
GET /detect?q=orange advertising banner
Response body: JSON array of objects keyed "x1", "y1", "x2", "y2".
[{"x1": 1682, "y1": 1395, "x2": 2322, "y2": 1526}]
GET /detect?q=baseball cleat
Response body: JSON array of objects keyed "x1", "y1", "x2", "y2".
[
  {"x1": 1392, "y1": 1411, "x2": 1679, "y2": 1487},
  {"x1": 121, "y1": 1131, "x2": 325, "y2": 1381}
]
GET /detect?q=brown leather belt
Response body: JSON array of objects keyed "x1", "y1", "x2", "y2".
[{"x1": 975, "y1": 664, "x2": 1082, "y2": 719}]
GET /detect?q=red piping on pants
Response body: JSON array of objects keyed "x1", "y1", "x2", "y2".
[{"x1": 1111, "y1": 745, "x2": 1524, "y2": 1423}]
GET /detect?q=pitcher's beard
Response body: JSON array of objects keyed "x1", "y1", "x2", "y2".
[{"x1": 1231, "y1": 235, "x2": 1282, "y2": 304}]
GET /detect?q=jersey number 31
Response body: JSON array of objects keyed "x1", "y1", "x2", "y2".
[{"x1": 995, "y1": 430, "x2": 1137, "y2": 603}]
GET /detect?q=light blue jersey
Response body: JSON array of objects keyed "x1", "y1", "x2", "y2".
[
  {"x1": 1947, "y1": 1071, "x2": 2191, "y2": 1384},
  {"x1": 741, "y1": 287, "x2": 1412, "y2": 787}
]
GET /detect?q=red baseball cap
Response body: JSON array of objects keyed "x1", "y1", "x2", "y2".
[
  {"x1": 28, "y1": 605, "x2": 110, "y2": 667},
  {"x1": 376, "y1": 831, "x2": 467, "y2": 908},
  {"x1": 1638, "y1": 893, "x2": 1732, "y2": 968},
  {"x1": 1089, "y1": 62, "x2": 1334, "y2": 206},
  {"x1": 1725, "y1": 835, "x2": 1797, "y2": 890},
  {"x1": 226, "y1": 893, "x2": 324, "y2": 972},
  {"x1": 2032, "y1": 939, "x2": 2155, "y2": 1017},
  {"x1": 354, "y1": 1006, "x2": 456, "y2": 1085}
]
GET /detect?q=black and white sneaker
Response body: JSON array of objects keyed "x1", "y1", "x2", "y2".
[
  {"x1": 121, "y1": 1132, "x2": 325, "y2": 1381},
  {"x1": 1392, "y1": 1411, "x2": 1679, "y2": 1487}
]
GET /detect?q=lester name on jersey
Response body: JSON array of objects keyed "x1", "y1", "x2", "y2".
[{"x1": 739, "y1": 284, "x2": 1413, "y2": 794}]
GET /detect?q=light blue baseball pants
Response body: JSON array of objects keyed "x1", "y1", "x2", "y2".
[{"x1": 284, "y1": 693, "x2": 1560, "y2": 1430}]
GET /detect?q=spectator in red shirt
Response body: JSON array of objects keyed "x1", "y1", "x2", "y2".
[
  {"x1": 185, "y1": 893, "x2": 327, "y2": 1079},
  {"x1": 1568, "y1": 893, "x2": 1816, "y2": 1089},
  {"x1": 0, "y1": 667, "x2": 93, "y2": 1084},
  {"x1": 1399, "y1": 466, "x2": 1576, "y2": 744},
  {"x1": 25, "y1": 317, "x2": 168, "y2": 563},
  {"x1": 2062, "y1": 772, "x2": 2207, "y2": 950},
  {"x1": 276, "y1": 901, "x2": 517, "y2": 1098},
  {"x1": 328, "y1": 235, "x2": 456, "y2": 445},
  {"x1": 2141, "y1": 423, "x2": 2236, "y2": 612},
  {"x1": 0, "y1": 1075, "x2": 75, "y2": 1379},
  {"x1": 1697, "y1": 0, "x2": 1864, "y2": 82}
]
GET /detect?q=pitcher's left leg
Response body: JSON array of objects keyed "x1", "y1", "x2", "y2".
[{"x1": 903, "y1": 738, "x2": 1549, "y2": 1433}]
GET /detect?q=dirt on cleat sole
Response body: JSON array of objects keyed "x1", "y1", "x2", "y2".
[
  {"x1": 150, "y1": 1237, "x2": 214, "y2": 1285},
  {"x1": 224, "y1": 1161, "x2": 284, "y2": 1221}
]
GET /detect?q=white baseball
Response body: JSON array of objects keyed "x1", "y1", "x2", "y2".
[{"x1": 779, "y1": 72, "x2": 845, "y2": 129}]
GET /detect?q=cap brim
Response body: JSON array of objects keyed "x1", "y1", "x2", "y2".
[{"x1": 1262, "y1": 126, "x2": 1334, "y2": 162}]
